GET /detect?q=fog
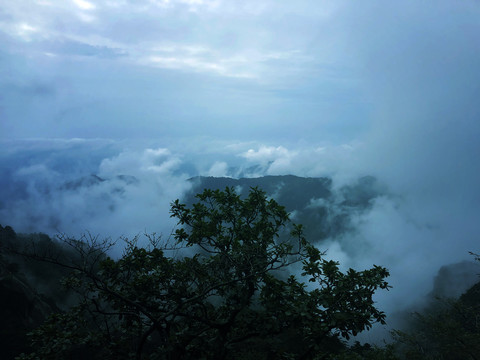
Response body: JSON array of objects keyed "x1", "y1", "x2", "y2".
[{"x1": 2, "y1": 0, "x2": 480, "y2": 341}]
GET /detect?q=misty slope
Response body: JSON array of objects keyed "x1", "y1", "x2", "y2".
[
  {"x1": 2, "y1": 170, "x2": 478, "y2": 331},
  {"x1": 430, "y1": 261, "x2": 480, "y2": 299},
  {"x1": 187, "y1": 175, "x2": 480, "y2": 330},
  {"x1": 0, "y1": 173, "x2": 144, "y2": 234},
  {"x1": 0, "y1": 225, "x2": 66, "y2": 359},
  {"x1": 1, "y1": 218, "x2": 479, "y2": 359}
]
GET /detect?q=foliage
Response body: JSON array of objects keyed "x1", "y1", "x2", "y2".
[
  {"x1": 324, "y1": 341, "x2": 398, "y2": 360},
  {"x1": 16, "y1": 187, "x2": 390, "y2": 360}
]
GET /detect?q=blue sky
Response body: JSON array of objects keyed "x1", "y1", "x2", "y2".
[{"x1": 2, "y1": 0, "x2": 480, "y2": 330}]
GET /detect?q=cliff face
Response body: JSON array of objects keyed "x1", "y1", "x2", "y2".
[{"x1": 430, "y1": 260, "x2": 480, "y2": 299}]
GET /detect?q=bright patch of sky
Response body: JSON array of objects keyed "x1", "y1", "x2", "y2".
[{"x1": 72, "y1": 0, "x2": 96, "y2": 11}]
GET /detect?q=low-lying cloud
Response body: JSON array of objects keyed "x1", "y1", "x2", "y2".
[
  {"x1": 2, "y1": 0, "x2": 480, "y2": 343},
  {"x1": 1, "y1": 137, "x2": 479, "y2": 341},
  {"x1": 0, "y1": 141, "x2": 191, "y2": 245}
]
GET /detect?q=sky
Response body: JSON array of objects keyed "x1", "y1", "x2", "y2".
[{"x1": 1, "y1": 0, "x2": 480, "y2": 338}]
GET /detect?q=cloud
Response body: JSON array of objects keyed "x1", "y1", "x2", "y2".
[
  {"x1": 0, "y1": 0, "x2": 368, "y2": 143},
  {"x1": 300, "y1": 2, "x2": 480, "y2": 332},
  {"x1": 72, "y1": 0, "x2": 96, "y2": 11},
  {"x1": 0, "y1": 0, "x2": 340, "y2": 81},
  {"x1": 206, "y1": 161, "x2": 229, "y2": 177},
  {"x1": 242, "y1": 146, "x2": 290, "y2": 162},
  {"x1": 238, "y1": 144, "x2": 362, "y2": 181},
  {"x1": 3, "y1": 80, "x2": 56, "y2": 98},
  {"x1": 99, "y1": 148, "x2": 182, "y2": 176},
  {"x1": 0, "y1": 139, "x2": 362, "y2": 241},
  {"x1": 42, "y1": 39, "x2": 127, "y2": 58},
  {"x1": 2, "y1": 0, "x2": 480, "y2": 342},
  {"x1": 0, "y1": 142, "x2": 192, "y2": 249},
  {"x1": 1, "y1": 134, "x2": 479, "y2": 340},
  {"x1": 15, "y1": 22, "x2": 39, "y2": 41}
]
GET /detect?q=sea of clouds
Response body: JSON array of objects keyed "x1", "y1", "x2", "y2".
[
  {"x1": 2, "y1": 0, "x2": 480, "y2": 342},
  {"x1": 1, "y1": 134, "x2": 480, "y2": 342}
]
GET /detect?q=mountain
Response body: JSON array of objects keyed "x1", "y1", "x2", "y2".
[
  {"x1": 430, "y1": 260, "x2": 480, "y2": 299},
  {"x1": 1, "y1": 173, "x2": 479, "y2": 358},
  {"x1": 185, "y1": 175, "x2": 388, "y2": 242}
]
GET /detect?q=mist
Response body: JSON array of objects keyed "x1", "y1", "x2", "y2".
[{"x1": 2, "y1": 0, "x2": 480, "y2": 343}]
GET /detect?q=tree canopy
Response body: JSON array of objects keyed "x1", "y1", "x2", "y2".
[{"x1": 17, "y1": 187, "x2": 390, "y2": 360}]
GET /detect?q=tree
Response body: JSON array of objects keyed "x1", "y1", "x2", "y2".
[{"x1": 17, "y1": 187, "x2": 390, "y2": 360}]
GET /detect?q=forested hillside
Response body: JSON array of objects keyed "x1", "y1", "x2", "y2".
[{"x1": 0, "y1": 184, "x2": 479, "y2": 359}]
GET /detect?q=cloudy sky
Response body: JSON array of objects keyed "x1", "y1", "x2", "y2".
[
  {"x1": 0, "y1": 0, "x2": 407, "y2": 144},
  {"x1": 1, "y1": 0, "x2": 480, "y2": 333},
  {"x1": 2, "y1": 0, "x2": 479, "y2": 146}
]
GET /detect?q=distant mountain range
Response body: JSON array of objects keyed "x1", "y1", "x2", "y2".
[{"x1": 1, "y1": 172, "x2": 388, "y2": 243}]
